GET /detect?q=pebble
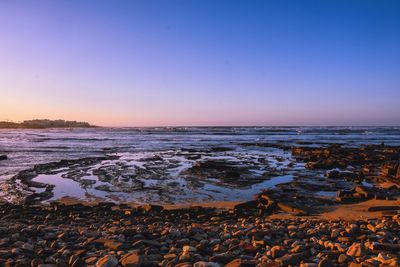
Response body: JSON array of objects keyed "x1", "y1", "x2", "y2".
[
  {"x1": 270, "y1": 245, "x2": 286, "y2": 258},
  {"x1": 120, "y1": 252, "x2": 141, "y2": 267},
  {"x1": 318, "y1": 258, "x2": 334, "y2": 267},
  {"x1": 0, "y1": 203, "x2": 399, "y2": 267},
  {"x1": 337, "y1": 253, "x2": 349, "y2": 264},
  {"x1": 194, "y1": 261, "x2": 221, "y2": 267},
  {"x1": 95, "y1": 255, "x2": 118, "y2": 267},
  {"x1": 331, "y1": 228, "x2": 340, "y2": 238},
  {"x1": 346, "y1": 243, "x2": 365, "y2": 257},
  {"x1": 183, "y1": 245, "x2": 198, "y2": 253}
]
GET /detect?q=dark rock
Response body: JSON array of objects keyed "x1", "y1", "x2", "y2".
[
  {"x1": 31, "y1": 258, "x2": 44, "y2": 267},
  {"x1": 85, "y1": 257, "x2": 98, "y2": 265},
  {"x1": 95, "y1": 255, "x2": 118, "y2": 267},
  {"x1": 70, "y1": 256, "x2": 85, "y2": 267},
  {"x1": 346, "y1": 243, "x2": 365, "y2": 257},
  {"x1": 277, "y1": 202, "x2": 309, "y2": 216},
  {"x1": 209, "y1": 254, "x2": 233, "y2": 264},
  {"x1": 139, "y1": 204, "x2": 163, "y2": 213},
  {"x1": 120, "y1": 252, "x2": 142, "y2": 267},
  {"x1": 397, "y1": 164, "x2": 400, "y2": 179},
  {"x1": 368, "y1": 242, "x2": 400, "y2": 251},
  {"x1": 104, "y1": 241, "x2": 124, "y2": 250},
  {"x1": 367, "y1": 206, "x2": 400, "y2": 212},
  {"x1": 381, "y1": 161, "x2": 399, "y2": 177},
  {"x1": 271, "y1": 246, "x2": 287, "y2": 259},
  {"x1": 225, "y1": 259, "x2": 256, "y2": 267},
  {"x1": 275, "y1": 252, "x2": 309, "y2": 266},
  {"x1": 318, "y1": 258, "x2": 334, "y2": 267},
  {"x1": 193, "y1": 261, "x2": 221, "y2": 267},
  {"x1": 234, "y1": 200, "x2": 258, "y2": 214},
  {"x1": 354, "y1": 186, "x2": 373, "y2": 198},
  {"x1": 337, "y1": 254, "x2": 349, "y2": 264}
]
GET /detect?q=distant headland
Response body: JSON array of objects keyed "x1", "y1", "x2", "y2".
[{"x1": 0, "y1": 119, "x2": 96, "y2": 129}]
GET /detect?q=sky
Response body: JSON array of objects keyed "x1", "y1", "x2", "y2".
[{"x1": 0, "y1": 0, "x2": 399, "y2": 126}]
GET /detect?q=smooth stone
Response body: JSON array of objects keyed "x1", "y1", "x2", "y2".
[
  {"x1": 367, "y1": 224, "x2": 377, "y2": 233},
  {"x1": 225, "y1": 259, "x2": 243, "y2": 267},
  {"x1": 120, "y1": 252, "x2": 142, "y2": 267},
  {"x1": 105, "y1": 241, "x2": 123, "y2": 251},
  {"x1": 95, "y1": 255, "x2": 118, "y2": 267},
  {"x1": 346, "y1": 243, "x2": 365, "y2": 257},
  {"x1": 194, "y1": 261, "x2": 221, "y2": 267},
  {"x1": 169, "y1": 229, "x2": 181, "y2": 237},
  {"x1": 331, "y1": 229, "x2": 340, "y2": 238},
  {"x1": 271, "y1": 245, "x2": 287, "y2": 259},
  {"x1": 300, "y1": 264, "x2": 317, "y2": 267},
  {"x1": 11, "y1": 248, "x2": 23, "y2": 255},
  {"x1": 85, "y1": 257, "x2": 98, "y2": 265},
  {"x1": 163, "y1": 254, "x2": 177, "y2": 260},
  {"x1": 69, "y1": 255, "x2": 79, "y2": 266},
  {"x1": 21, "y1": 243, "x2": 34, "y2": 251},
  {"x1": 318, "y1": 259, "x2": 334, "y2": 267},
  {"x1": 183, "y1": 245, "x2": 198, "y2": 253},
  {"x1": 31, "y1": 258, "x2": 44, "y2": 267},
  {"x1": 70, "y1": 257, "x2": 85, "y2": 267},
  {"x1": 275, "y1": 252, "x2": 308, "y2": 266}
]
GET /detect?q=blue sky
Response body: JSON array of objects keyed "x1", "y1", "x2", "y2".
[{"x1": 0, "y1": 0, "x2": 399, "y2": 126}]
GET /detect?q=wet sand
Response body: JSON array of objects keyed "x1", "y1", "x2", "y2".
[{"x1": 53, "y1": 195, "x2": 400, "y2": 221}]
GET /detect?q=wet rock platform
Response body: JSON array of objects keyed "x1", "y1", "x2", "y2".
[{"x1": 4, "y1": 143, "x2": 400, "y2": 205}]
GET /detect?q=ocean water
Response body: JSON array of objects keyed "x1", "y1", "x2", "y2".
[{"x1": 1, "y1": 127, "x2": 399, "y2": 203}]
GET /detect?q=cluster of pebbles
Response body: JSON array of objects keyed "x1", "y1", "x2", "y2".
[{"x1": 1, "y1": 202, "x2": 400, "y2": 267}]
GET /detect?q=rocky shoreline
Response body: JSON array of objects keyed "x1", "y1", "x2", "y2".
[
  {"x1": 1, "y1": 142, "x2": 400, "y2": 266},
  {"x1": 1, "y1": 201, "x2": 400, "y2": 267}
]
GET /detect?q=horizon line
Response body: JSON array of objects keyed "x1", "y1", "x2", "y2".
[
  {"x1": 1, "y1": 119, "x2": 399, "y2": 128},
  {"x1": 98, "y1": 125, "x2": 400, "y2": 128}
]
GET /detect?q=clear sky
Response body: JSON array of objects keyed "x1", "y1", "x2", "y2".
[{"x1": 0, "y1": 0, "x2": 399, "y2": 126}]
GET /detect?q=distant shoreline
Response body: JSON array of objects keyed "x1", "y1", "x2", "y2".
[
  {"x1": 0, "y1": 119, "x2": 97, "y2": 129},
  {"x1": 1, "y1": 122, "x2": 399, "y2": 129}
]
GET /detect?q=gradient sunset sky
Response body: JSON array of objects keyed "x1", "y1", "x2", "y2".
[{"x1": 0, "y1": 0, "x2": 399, "y2": 126}]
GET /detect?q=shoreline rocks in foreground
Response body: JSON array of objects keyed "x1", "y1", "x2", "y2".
[
  {"x1": 0, "y1": 202, "x2": 400, "y2": 267},
  {"x1": 1, "y1": 142, "x2": 400, "y2": 266}
]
